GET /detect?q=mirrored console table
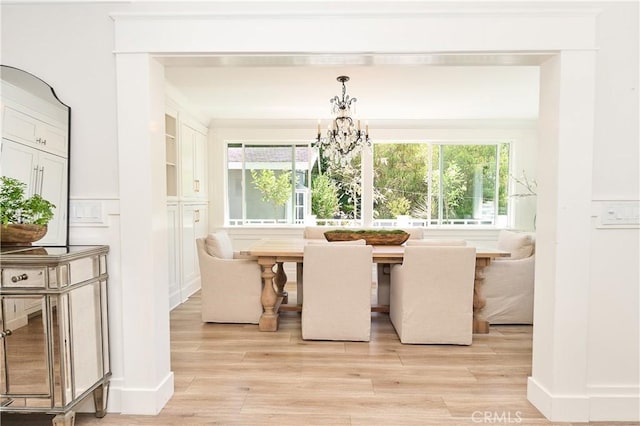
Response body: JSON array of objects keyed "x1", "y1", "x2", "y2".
[{"x1": 0, "y1": 245, "x2": 110, "y2": 426}]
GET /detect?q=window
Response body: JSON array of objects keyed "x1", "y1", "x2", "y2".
[
  {"x1": 227, "y1": 143, "x2": 315, "y2": 225},
  {"x1": 227, "y1": 141, "x2": 511, "y2": 227},
  {"x1": 373, "y1": 142, "x2": 510, "y2": 226}
]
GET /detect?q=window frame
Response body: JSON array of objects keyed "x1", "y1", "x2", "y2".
[
  {"x1": 225, "y1": 139, "x2": 516, "y2": 228},
  {"x1": 370, "y1": 140, "x2": 512, "y2": 228},
  {"x1": 225, "y1": 141, "x2": 314, "y2": 226}
]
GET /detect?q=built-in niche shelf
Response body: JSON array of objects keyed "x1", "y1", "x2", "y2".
[{"x1": 165, "y1": 113, "x2": 178, "y2": 197}]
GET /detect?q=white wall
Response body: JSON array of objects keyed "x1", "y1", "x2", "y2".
[
  {"x1": 587, "y1": 2, "x2": 640, "y2": 420},
  {"x1": 1, "y1": 3, "x2": 122, "y2": 198},
  {"x1": 1, "y1": 1, "x2": 637, "y2": 422}
]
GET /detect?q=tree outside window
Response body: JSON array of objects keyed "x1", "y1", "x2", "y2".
[
  {"x1": 374, "y1": 142, "x2": 510, "y2": 225},
  {"x1": 227, "y1": 144, "x2": 314, "y2": 225}
]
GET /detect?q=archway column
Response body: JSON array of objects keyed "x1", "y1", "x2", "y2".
[
  {"x1": 527, "y1": 50, "x2": 596, "y2": 422},
  {"x1": 115, "y1": 53, "x2": 174, "y2": 414}
]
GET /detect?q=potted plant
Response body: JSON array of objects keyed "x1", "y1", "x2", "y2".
[{"x1": 0, "y1": 176, "x2": 55, "y2": 245}]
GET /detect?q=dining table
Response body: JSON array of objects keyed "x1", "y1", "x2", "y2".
[{"x1": 241, "y1": 238, "x2": 510, "y2": 333}]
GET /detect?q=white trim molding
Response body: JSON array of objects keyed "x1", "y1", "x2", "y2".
[
  {"x1": 529, "y1": 378, "x2": 640, "y2": 422},
  {"x1": 119, "y1": 372, "x2": 175, "y2": 415}
]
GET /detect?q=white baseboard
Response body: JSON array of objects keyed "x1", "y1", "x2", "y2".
[
  {"x1": 527, "y1": 377, "x2": 589, "y2": 422},
  {"x1": 182, "y1": 277, "x2": 201, "y2": 301},
  {"x1": 528, "y1": 377, "x2": 640, "y2": 422},
  {"x1": 588, "y1": 385, "x2": 640, "y2": 421},
  {"x1": 6, "y1": 314, "x2": 27, "y2": 332},
  {"x1": 169, "y1": 288, "x2": 182, "y2": 310},
  {"x1": 115, "y1": 372, "x2": 174, "y2": 415}
]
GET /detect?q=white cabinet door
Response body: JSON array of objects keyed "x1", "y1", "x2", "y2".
[
  {"x1": 3, "y1": 106, "x2": 67, "y2": 157},
  {"x1": 167, "y1": 203, "x2": 181, "y2": 309},
  {"x1": 181, "y1": 204, "x2": 197, "y2": 289},
  {"x1": 0, "y1": 139, "x2": 67, "y2": 246},
  {"x1": 179, "y1": 123, "x2": 207, "y2": 200},
  {"x1": 1, "y1": 138, "x2": 38, "y2": 195},
  {"x1": 180, "y1": 123, "x2": 196, "y2": 198},
  {"x1": 194, "y1": 203, "x2": 208, "y2": 238},
  {"x1": 37, "y1": 152, "x2": 68, "y2": 245},
  {"x1": 180, "y1": 203, "x2": 208, "y2": 302},
  {"x1": 193, "y1": 129, "x2": 207, "y2": 200}
]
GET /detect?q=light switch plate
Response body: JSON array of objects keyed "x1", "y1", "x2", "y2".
[
  {"x1": 600, "y1": 201, "x2": 640, "y2": 227},
  {"x1": 69, "y1": 200, "x2": 105, "y2": 224}
]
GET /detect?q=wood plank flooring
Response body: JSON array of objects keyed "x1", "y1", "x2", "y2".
[{"x1": 2, "y1": 288, "x2": 636, "y2": 426}]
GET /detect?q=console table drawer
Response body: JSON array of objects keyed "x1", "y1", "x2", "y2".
[{"x1": 1, "y1": 267, "x2": 46, "y2": 288}]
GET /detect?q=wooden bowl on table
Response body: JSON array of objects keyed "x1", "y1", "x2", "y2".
[{"x1": 323, "y1": 229, "x2": 410, "y2": 246}]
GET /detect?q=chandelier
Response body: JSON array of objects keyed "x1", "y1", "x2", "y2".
[{"x1": 315, "y1": 76, "x2": 371, "y2": 165}]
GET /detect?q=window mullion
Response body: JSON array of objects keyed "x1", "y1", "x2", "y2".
[
  {"x1": 241, "y1": 143, "x2": 247, "y2": 225},
  {"x1": 427, "y1": 143, "x2": 432, "y2": 226},
  {"x1": 494, "y1": 144, "x2": 501, "y2": 226},
  {"x1": 291, "y1": 145, "x2": 296, "y2": 225},
  {"x1": 438, "y1": 145, "x2": 444, "y2": 225}
]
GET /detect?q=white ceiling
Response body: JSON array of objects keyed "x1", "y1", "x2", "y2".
[{"x1": 162, "y1": 54, "x2": 542, "y2": 123}]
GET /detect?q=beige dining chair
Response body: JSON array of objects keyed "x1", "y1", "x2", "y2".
[
  {"x1": 405, "y1": 239, "x2": 467, "y2": 246},
  {"x1": 196, "y1": 232, "x2": 263, "y2": 324},
  {"x1": 482, "y1": 230, "x2": 535, "y2": 324},
  {"x1": 390, "y1": 245, "x2": 476, "y2": 345},
  {"x1": 376, "y1": 234, "x2": 459, "y2": 306},
  {"x1": 302, "y1": 242, "x2": 373, "y2": 341}
]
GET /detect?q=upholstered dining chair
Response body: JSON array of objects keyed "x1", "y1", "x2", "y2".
[
  {"x1": 196, "y1": 231, "x2": 263, "y2": 324},
  {"x1": 378, "y1": 239, "x2": 467, "y2": 304},
  {"x1": 405, "y1": 239, "x2": 467, "y2": 246},
  {"x1": 482, "y1": 230, "x2": 535, "y2": 324},
  {"x1": 375, "y1": 228, "x2": 424, "y2": 305},
  {"x1": 302, "y1": 242, "x2": 373, "y2": 341},
  {"x1": 390, "y1": 245, "x2": 476, "y2": 345}
]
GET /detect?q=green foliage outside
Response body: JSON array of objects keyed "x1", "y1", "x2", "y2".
[
  {"x1": 311, "y1": 174, "x2": 339, "y2": 219},
  {"x1": 440, "y1": 161, "x2": 467, "y2": 219},
  {"x1": 312, "y1": 152, "x2": 362, "y2": 220},
  {"x1": 250, "y1": 169, "x2": 296, "y2": 216},
  {"x1": 373, "y1": 143, "x2": 510, "y2": 221},
  {"x1": 0, "y1": 176, "x2": 56, "y2": 225},
  {"x1": 387, "y1": 195, "x2": 411, "y2": 217},
  {"x1": 373, "y1": 144, "x2": 429, "y2": 219},
  {"x1": 440, "y1": 145, "x2": 499, "y2": 218}
]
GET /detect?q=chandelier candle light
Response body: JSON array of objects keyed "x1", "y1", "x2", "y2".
[{"x1": 315, "y1": 76, "x2": 371, "y2": 165}]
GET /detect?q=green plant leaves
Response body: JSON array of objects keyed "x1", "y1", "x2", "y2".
[{"x1": 0, "y1": 176, "x2": 56, "y2": 225}]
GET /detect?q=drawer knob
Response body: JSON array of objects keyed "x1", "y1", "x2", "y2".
[{"x1": 10, "y1": 273, "x2": 28, "y2": 283}]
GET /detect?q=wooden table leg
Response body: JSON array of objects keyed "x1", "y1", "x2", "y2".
[
  {"x1": 473, "y1": 258, "x2": 490, "y2": 334},
  {"x1": 296, "y1": 262, "x2": 303, "y2": 305},
  {"x1": 258, "y1": 257, "x2": 279, "y2": 331},
  {"x1": 275, "y1": 262, "x2": 288, "y2": 304}
]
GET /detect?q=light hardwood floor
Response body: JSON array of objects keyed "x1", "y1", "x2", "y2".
[{"x1": 2, "y1": 287, "x2": 636, "y2": 426}]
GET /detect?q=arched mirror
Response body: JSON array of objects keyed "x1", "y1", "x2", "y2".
[{"x1": 1, "y1": 65, "x2": 70, "y2": 246}]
